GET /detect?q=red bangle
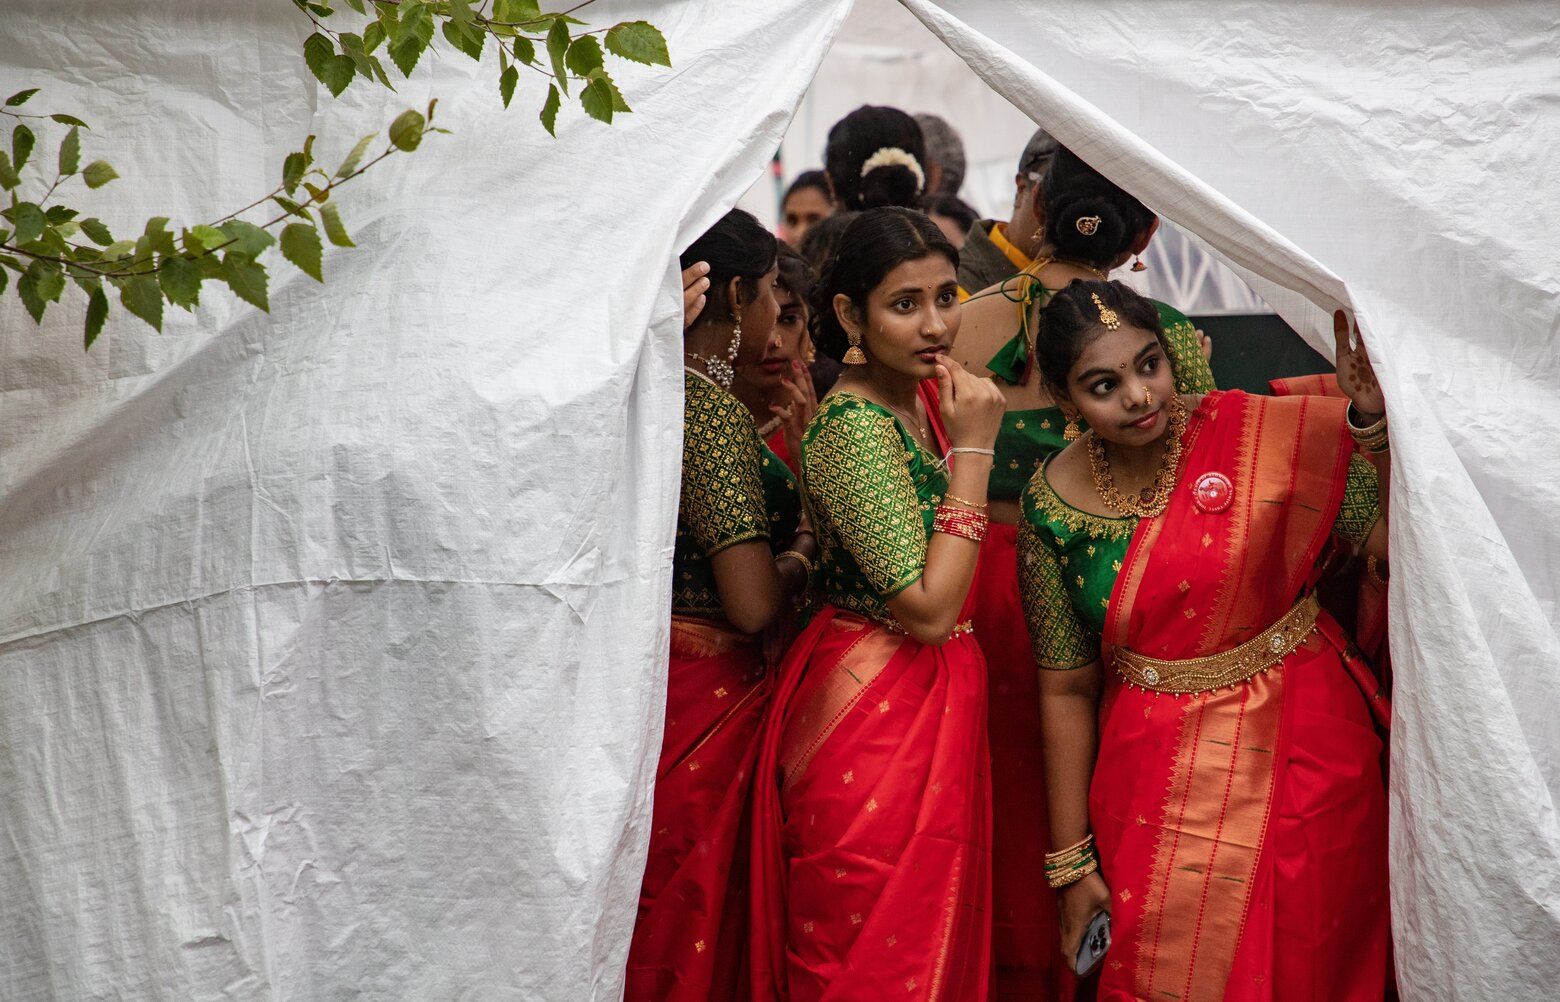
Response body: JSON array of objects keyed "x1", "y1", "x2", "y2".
[{"x1": 933, "y1": 504, "x2": 988, "y2": 543}]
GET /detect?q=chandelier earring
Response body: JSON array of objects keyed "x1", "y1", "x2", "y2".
[
  {"x1": 1062, "y1": 406, "x2": 1082, "y2": 441},
  {"x1": 843, "y1": 325, "x2": 867, "y2": 365},
  {"x1": 1131, "y1": 255, "x2": 1147, "y2": 272}
]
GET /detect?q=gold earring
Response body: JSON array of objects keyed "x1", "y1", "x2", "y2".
[
  {"x1": 1131, "y1": 255, "x2": 1147, "y2": 272},
  {"x1": 1062, "y1": 409, "x2": 1081, "y2": 441},
  {"x1": 843, "y1": 327, "x2": 867, "y2": 365}
]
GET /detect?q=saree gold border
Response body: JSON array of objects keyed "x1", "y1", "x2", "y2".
[
  {"x1": 1135, "y1": 662, "x2": 1285, "y2": 1002},
  {"x1": 778, "y1": 618, "x2": 910, "y2": 790},
  {"x1": 671, "y1": 615, "x2": 759, "y2": 658}
]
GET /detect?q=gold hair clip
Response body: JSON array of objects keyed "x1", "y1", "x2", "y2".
[
  {"x1": 1075, "y1": 215, "x2": 1102, "y2": 236},
  {"x1": 1091, "y1": 292, "x2": 1120, "y2": 330}
]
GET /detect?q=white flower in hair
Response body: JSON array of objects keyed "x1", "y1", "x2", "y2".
[{"x1": 858, "y1": 146, "x2": 925, "y2": 194}]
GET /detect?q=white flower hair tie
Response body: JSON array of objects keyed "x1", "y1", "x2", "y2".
[{"x1": 859, "y1": 146, "x2": 925, "y2": 194}]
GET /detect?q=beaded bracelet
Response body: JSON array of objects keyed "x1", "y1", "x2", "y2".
[{"x1": 933, "y1": 505, "x2": 988, "y2": 543}]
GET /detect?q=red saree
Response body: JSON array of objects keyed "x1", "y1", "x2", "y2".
[
  {"x1": 971, "y1": 525, "x2": 1070, "y2": 1001},
  {"x1": 1091, "y1": 391, "x2": 1390, "y2": 1002},
  {"x1": 626, "y1": 616, "x2": 769, "y2": 1001},
  {"x1": 749, "y1": 380, "x2": 993, "y2": 1002}
]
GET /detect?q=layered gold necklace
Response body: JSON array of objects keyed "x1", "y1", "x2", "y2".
[{"x1": 1085, "y1": 395, "x2": 1188, "y2": 518}]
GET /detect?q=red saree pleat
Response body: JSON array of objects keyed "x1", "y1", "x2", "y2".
[
  {"x1": 750, "y1": 608, "x2": 992, "y2": 1002},
  {"x1": 1090, "y1": 391, "x2": 1388, "y2": 1002},
  {"x1": 972, "y1": 522, "x2": 1072, "y2": 1001},
  {"x1": 627, "y1": 616, "x2": 769, "y2": 1002}
]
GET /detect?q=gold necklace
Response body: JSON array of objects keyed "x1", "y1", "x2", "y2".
[{"x1": 1086, "y1": 395, "x2": 1188, "y2": 517}]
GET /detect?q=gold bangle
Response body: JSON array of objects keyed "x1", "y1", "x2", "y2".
[
  {"x1": 778, "y1": 549, "x2": 815, "y2": 578},
  {"x1": 941, "y1": 492, "x2": 989, "y2": 511},
  {"x1": 1347, "y1": 404, "x2": 1389, "y2": 454},
  {"x1": 1047, "y1": 855, "x2": 1099, "y2": 889}
]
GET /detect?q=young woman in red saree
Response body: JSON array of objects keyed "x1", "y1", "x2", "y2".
[
  {"x1": 949, "y1": 146, "x2": 1217, "y2": 1001},
  {"x1": 749, "y1": 207, "x2": 1007, "y2": 1001},
  {"x1": 627, "y1": 210, "x2": 819, "y2": 1001},
  {"x1": 1017, "y1": 280, "x2": 1391, "y2": 1001}
]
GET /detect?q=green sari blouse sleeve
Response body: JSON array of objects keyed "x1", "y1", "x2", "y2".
[
  {"x1": 1155, "y1": 300, "x2": 1217, "y2": 395},
  {"x1": 1017, "y1": 516, "x2": 1097, "y2": 670},
  {"x1": 1333, "y1": 453, "x2": 1382, "y2": 546},
  {"x1": 681, "y1": 380, "x2": 771, "y2": 556},
  {"x1": 805, "y1": 400, "x2": 928, "y2": 598}
]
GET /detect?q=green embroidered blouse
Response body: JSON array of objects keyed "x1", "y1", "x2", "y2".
[
  {"x1": 672, "y1": 370, "x2": 772, "y2": 619},
  {"x1": 802, "y1": 393, "x2": 947, "y2": 626},
  {"x1": 1017, "y1": 452, "x2": 1382, "y2": 670},
  {"x1": 986, "y1": 296, "x2": 1217, "y2": 501},
  {"x1": 758, "y1": 439, "x2": 801, "y2": 547}
]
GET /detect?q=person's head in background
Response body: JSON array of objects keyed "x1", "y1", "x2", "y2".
[
  {"x1": 796, "y1": 209, "x2": 859, "y2": 273},
  {"x1": 779, "y1": 170, "x2": 833, "y2": 248},
  {"x1": 923, "y1": 194, "x2": 979, "y2": 251},
  {"x1": 824, "y1": 105, "x2": 927, "y2": 211},
  {"x1": 1005, "y1": 128, "x2": 1061, "y2": 257},
  {"x1": 914, "y1": 113, "x2": 967, "y2": 199},
  {"x1": 1038, "y1": 146, "x2": 1159, "y2": 272}
]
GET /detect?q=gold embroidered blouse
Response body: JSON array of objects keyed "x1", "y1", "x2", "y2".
[{"x1": 672, "y1": 370, "x2": 772, "y2": 618}]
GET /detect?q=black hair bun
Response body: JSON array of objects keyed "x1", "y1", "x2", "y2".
[
  {"x1": 1048, "y1": 191, "x2": 1129, "y2": 262},
  {"x1": 858, "y1": 165, "x2": 922, "y2": 210}
]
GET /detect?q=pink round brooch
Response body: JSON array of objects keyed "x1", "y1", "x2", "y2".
[{"x1": 1192, "y1": 472, "x2": 1234, "y2": 513}]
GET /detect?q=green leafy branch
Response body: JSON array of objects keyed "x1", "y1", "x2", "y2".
[
  {"x1": 1, "y1": 88, "x2": 441, "y2": 348},
  {"x1": 292, "y1": 0, "x2": 670, "y2": 135}
]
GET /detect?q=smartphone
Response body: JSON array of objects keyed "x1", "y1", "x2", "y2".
[{"x1": 1073, "y1": 909, "x2": 1111, "y2": 977}]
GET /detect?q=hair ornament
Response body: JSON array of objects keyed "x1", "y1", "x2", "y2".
[
  {"x1": 1075, "y1": 215, "x2": 1102, "y2": 236},
  {"x1": 859, "y1": 146, "x2": 926, "y2": 194},
  {"x1": 1091, "y1": 292, "x2": 1121, "y2": 330}
]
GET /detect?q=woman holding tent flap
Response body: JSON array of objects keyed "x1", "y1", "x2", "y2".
[
  {"x1": 626, "y1": 210, "x2": 818, "y2": 1002},
  {"x1": 1018, "y1": 278, "x2": 1392, "y2": 1000}
]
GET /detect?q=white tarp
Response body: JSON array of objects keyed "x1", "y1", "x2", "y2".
[
  {"x1": 0, "y1": 1, "x2": 848, "y2": 997},
  {"x1": 3, "y1": 1, "x2": 1557, "y2": 999}
]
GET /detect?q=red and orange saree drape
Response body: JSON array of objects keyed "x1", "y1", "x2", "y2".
[{"x1": 1092, "y1": 391, "x2": 1390, "y2": 1002}]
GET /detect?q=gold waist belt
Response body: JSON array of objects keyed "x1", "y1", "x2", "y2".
[{"x1": 1114, "y1": 593, "x2": 1320, "y2": 694}]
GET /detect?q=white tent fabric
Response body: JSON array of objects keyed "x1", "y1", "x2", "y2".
[{"x1": 2, "y1": 1, "x2": 1557, "y2": 1000}]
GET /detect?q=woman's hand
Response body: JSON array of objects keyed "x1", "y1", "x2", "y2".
[
  {"x1": 1334, "y1": 310, "x2": 1385, "y2": 417},
  {"x1": 1057, "y1": 871, "x2": 1112, "y2": 969},
  {"x1": 1197, "y1": 326, "x2": 1214, "y2": 362},
  {"x1": 775, "y1": 361, "x2": 819, "y2": 461},
  {"x1": 682, "y1": 261, "x2": 711, "y2": 331},
  {"x1": 935, "y1": 354, "x2": 1006, "y2": 450}
]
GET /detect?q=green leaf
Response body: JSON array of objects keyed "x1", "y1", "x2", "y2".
[
  {"x1": 280, "y1": 222, "x2": 324, "y2": 282},
  {"x1": 540, "y1": 83, "x2": 560, "y2": 136},
  {"x1": 121, "y1": 275, "x2": 164, "y2": 331},
  {"x1": 283, "y1": 151, "x2": 306, "y2": 193},
  {"x1": 84, "y1": 284, "x2": 108, "y2": 349},
  {"x1": 101, "y1": 240, "x2": 138, "y2": 266},
  {"x1": 546, "y1": 19, "x2": 570, "y2": 95},
  {"x1": 49, "y1": 113, "x2": 89, "y2": 128},
  {"x1": 0, "y1": 266, "x2": 6, "y2": 296},
  {"x1": 218, "y1": 220, "x2": 276, "y2": 258},
  {"x1": 514, "y1": 36, "x2": 536, "y2": 65},
  {"x1": 45, "y1": 205, "x2": 78, "y2": 224},
  {"x1": 605, "y1": 21, "x2": 670, "y2": 66},
  {"x1": 8, "y1": 202, "x2": 45, "y2": 244},
  {"x1": 0, "y1": 151, "x2": 18, "y2": 189},
  {"x1": 345, "y1": 0, "x2": 366, "y2": 12},
  {"x1": 304, "y1": 32, "x2": 334, "y2": 78},
  {"x1": 566, "y1": 35, "x2": 604, "y2": 77},
  {"x1": 441, "y1": 18, "x2": 485, "y2": 61},
  {"x1": 580, "y1": 75, "x2": 614, "y2": 124},
  {"x1": 273, "y1": 196, "x2": 314, "y2": 221},
  {"x1": 388, "y1": 108, "x2": 426, "y2": 151},
  {"x1": 186, "y1": 223, "x2": 228, "y2": 253},
  {"x1": 499, "y1": 65, "x2": 519, "y2": 108},
  {"x1": 142, "y1": 216, "x2": 176, "y2": 256},
  {"x1": 159, "y1": 254, "x2": 203, "y2": 309},
  {"x1": 390, "y1": 1, "x2": 434, "y2": 76},
  {"x1": 4, "y1": 88, "x2": 39, "y2": 107},
  {"x1": 363, "y1": 21, "x2": 386, "y2": 53},
  {"x1": 82, "y1": 160, "x2": 119, "y2": 189},
  {"x1": 18, "y1": 260, "x2": 65, "y2": 323},
  {"x1": 325, "y1": 54, "x2": 357, "y2": 96},
  {"x1": 12, "y1": 124, "x2": 34, "y2": 170},
  {"x1": 605, "y1": 73, "x2": 630, "y2": 113},
  {"x1": 80, "y1": 217, "x2": 114, "y2": 245},
  {"x1": 494, "y1": 0, "x2": 542, "y2": 21},
  {"x1": 337, "y1": 132, "x2": 377, "y2": 178},
  {"x1": 368, "y1": 55, "x2": 394, "y2": 88},
  {"x1": 320, "y1": 202, "x2": 354, "y2": 247},
  {"x1": 448, "y1": 0, "x2": 474, "y2": 33},
  {"x1": 221, "y1": 253, "x2": 270, "y2": 310},
  {"x1": 58, "y1": 126, "x2": 81, "y2": 175}
]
